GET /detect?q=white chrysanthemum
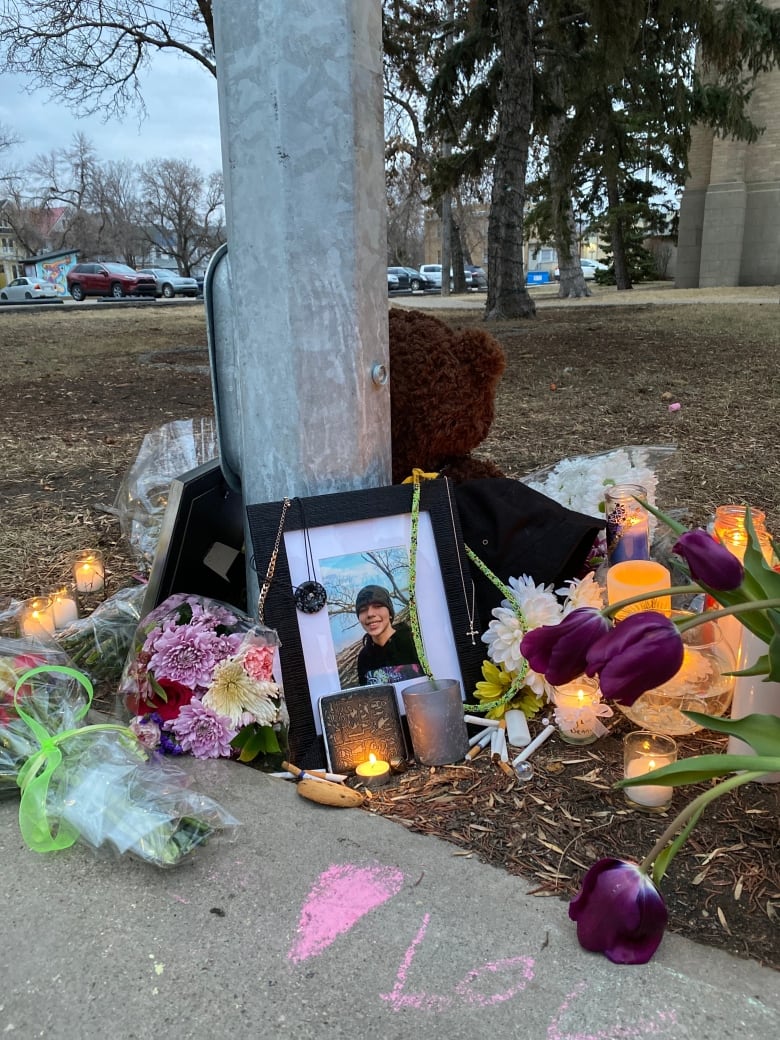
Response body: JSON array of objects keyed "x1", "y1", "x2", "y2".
[
  {"x1": 203, "y1": 659, "x2": 281, "y2": 727},
  {"x1": 524, "y1": 668, "x2": 555, "y2": 700},
  {"x1": 505, "y1": 575, "x2": 562, "y2": 629},
  {"x1": 557, "y1": 572, "x2": 605, "y2": 614},
  {"x1": 524, "y1": 447, "x2": 663, "y2": 529},
  {"x1": 482, "y1": 607, "x2": 527, "y2": 674}
]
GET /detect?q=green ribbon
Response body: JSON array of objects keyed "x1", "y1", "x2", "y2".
[
  {"x1": 14, "y1": 665, "x2": 135, "y2": 853},
  {"x1": 408, "y1": 479, "x2": 434, "y2": 678}
]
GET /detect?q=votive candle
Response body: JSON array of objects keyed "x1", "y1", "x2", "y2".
[
  {"x1": 20, "y1": 596, "x2": 56, "y2": 638},
  {"x1": 604, "y1": 484, "x2": 650, "y2": 564},
  {"x1": 623, "y1": 731, "x2": 677, "y2": 812},
  {"x1": 402, "y1": 678, "x2": 469, "y2": 766},
  {"x1": 52, "y1": 587, "x2": 79, "y2": 629},
  {"x1": 73, "y1": 550, "x2": 105, "y2": 593},
  {"x1": 355, "y1": 753, "x2": 390, "y2": 789},
  {"x1": 552, "y1": 676, "x2": 611, "y2": 745}
]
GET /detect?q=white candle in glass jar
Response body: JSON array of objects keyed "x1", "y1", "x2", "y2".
[
  {"x1": 73, "y1": 551, "x2": 105, "y2": 593},
  {"x1": 624, "y1": 758, "x2": 672, "y2": 807},
  {"x1": 623, "y1": 731, "x2": 677, "y2": 811},
  {"x1": 20, "y1": 596, "x2": 56, "y2": 637},
  {"x1": 52, "y1": 587, "x2": 79, "y2": 629}
]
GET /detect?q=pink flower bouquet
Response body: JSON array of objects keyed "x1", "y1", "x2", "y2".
[{"x1": 118, "y1": 594, "x2": 288, "y2": 764}]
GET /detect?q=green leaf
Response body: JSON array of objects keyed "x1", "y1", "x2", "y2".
[
  {"x1": 147, "y1": 673, "x2": 168, "y2": 702},
  {"x1": 652, "y1": 806, "x2": 705, "y2": 886},
  {"x1": 230, "y1": 723, "x2": 281, "y2": 763},
  {"x1": 636, "y1": 498, "x2": 687, "y2": 536},
  {"x1": 683, "y1": 710, "x2": 780, "y2": 755},
  {"x1": 616, "y1": 753, "x2": 780, "y2": 787}
]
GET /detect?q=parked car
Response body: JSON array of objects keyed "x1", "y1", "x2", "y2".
[
  {"x1": 465, "y1": 264, "x2": 488, "y2": 290},
  {"x1": 387, "y1": 270, "x2": 400, "y2": 293},
  {"x1": 554, "y1": 258, "x2": 609, "y2": 281},
  {"x1": 137, "y1": 267, "x2": 199, "y2": 298},
  {"x1": 419, "y1": 264, "x2": 443, "y2": 288},
  {"x1": 0, "y1": 276, "x2": 60, "y2": 302},
  {"x1": 404, "y1": 267, "x2": 438, "y2": 291},
  {"x1": 66, "y1": 262, "x2": 157, "y2": 300},
  {"x1": 387, "y1": 266, "x2": 412, "y2": 293}
]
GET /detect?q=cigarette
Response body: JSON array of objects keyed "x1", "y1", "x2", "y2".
[
  {"x1": 468, "y1": 726, "x2": 495, "y2": 748},
  {"x1": 307, "y1": 769, "x2": 348, "y2": 783},
  {"x1": 465, "y1": 728, "x2": 494, "y2": 760},
  {"x1": 498, "y1": 759, "x2": 515, "y2": 777},
  {"x1": 271, "y1": 770, "x2": 327, "y2": 784},
  {"x1": 490, "y1": 727, "x2": 502, "y2": 756},
  {"x1": 511, "y1": 721, "x2": 555, "y2": 767},
  {"x1": 463, "y1": 714, "x2": 501, "y2": 728}
]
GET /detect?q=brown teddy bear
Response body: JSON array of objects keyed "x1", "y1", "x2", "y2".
[
  {"x1": 387, "y1": 307, "x2": 604, "y2": 624},
  {"x1": 388, "y1": 308, "x2": 507, "y2": 484}
]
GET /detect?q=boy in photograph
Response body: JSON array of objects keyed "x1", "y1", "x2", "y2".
[{"x1": 355, "y1": 584, "x2": 423, "y2": 685}]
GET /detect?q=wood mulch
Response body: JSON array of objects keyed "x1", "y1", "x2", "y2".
[{"x1": 359, "y1": 713, "x2": 780, "y2": 971}]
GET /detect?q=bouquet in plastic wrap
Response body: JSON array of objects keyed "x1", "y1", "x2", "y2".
[
  {"x1": 1, "y1": 652, "x2": 239, "y2": 866},
  {"x1": 54, "y1": 585, "x2": 146, "y2": 688},
  {"x1": 119, "y1": 593, "x2": 288, "y2": 767}
]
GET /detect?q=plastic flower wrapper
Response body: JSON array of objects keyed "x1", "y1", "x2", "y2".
[
  {"x1": 522, "y1": 445, "x2": 675, "y2": 560},
  {"x1": 118, "y1": 593, "x2": 288, "y2": 767},
  {"x1": 12, "y1": 664, "x2": 239, "y2": 867},
  {"x1": 0, "y1": 639, "x2": 77, "y2": 798},
  {"x1": 54, "y1": 585, "x2": 146, "y2": 688}
]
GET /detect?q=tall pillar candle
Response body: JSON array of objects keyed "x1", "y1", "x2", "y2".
[
  {"x1": 727, "y1": 628, "x2": 780, "y2": 783},
  {"x1": 606, "y1": 560, "x2": 672, "y2": 620},
  {"x1": 402, "y1": 679, "x2": 469, "y2": 766}
]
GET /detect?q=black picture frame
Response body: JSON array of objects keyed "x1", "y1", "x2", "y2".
[{"x1": 246, "y1": 480, "x2": 483, "y2": 768}]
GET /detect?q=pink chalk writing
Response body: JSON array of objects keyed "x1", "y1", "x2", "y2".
[
  {"x1": 548, "y1": 982, "x2": 677, "y2": 1040},
  {"x1": 287, "y1": 863, "x2": 404, "y2": 964},
  {"x1": 381, "y1": 912, "x2": 535, "y2": 1012}
]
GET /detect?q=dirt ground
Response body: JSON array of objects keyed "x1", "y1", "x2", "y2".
[{"x1": 0, "y1": 295, "x2": 778, "y2": 969}]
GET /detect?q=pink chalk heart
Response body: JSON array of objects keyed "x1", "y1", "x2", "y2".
[{"x1": 288, "y1": 863, "x2": 405, "y2": 964}]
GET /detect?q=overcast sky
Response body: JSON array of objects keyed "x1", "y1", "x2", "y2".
[{"x1": 1, "y1": 50, "x2": 223, "y2": 176}]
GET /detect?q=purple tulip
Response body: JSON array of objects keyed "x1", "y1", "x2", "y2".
[
  {"x1": 585, "y1": 611, "x2": 683, "y2": 706},
  {"x1": 673, "y1": 529, "x2": 744, "y2": 591},
  {"x1": 520, "y1": 608, "x2": 611, "y2": 686},
  {"x1": 569, "y1": 858, "x2": 668, "y2": 964}
]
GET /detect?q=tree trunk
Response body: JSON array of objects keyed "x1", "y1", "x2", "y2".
[
  {"x1": 485, "y1": 0, "x2": 536, "y2": 321},
  {"x1": 451, "y1": 219, "x2": 467, "y2": 293},
  {"x1": 548, "y1": 67, "x2": 590, "y2": 299},
  {"x1": 605, "y1": 168, "x2": 632, "y2": 290}
]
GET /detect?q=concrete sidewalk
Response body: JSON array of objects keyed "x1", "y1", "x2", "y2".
[
  {"x1": 391, "y1": 282, "x2": 780, "y2": 311},
  {"x1": 2, "y1": 759, "x2": 777, "y2": 1040}
]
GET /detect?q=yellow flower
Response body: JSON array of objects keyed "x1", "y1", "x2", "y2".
[
  {"x1": 203, "y1": 659, "x2": 280, "y2": 728},
  {"x1": 474, "y1": 660, "x2": 513, "y2": 719},
  {"x1": 473, "y1": 659, "x2": 546, "y2": 720}
]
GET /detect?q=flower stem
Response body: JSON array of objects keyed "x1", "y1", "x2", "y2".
[
  {"x1": 602, "y1": 585, "x2": 700, "y2": 619},
  {"x1": 675, "y1": 599, "x2": 780, "y2": 633},
  {"x1": 638, "y1": 770, "x2": 768, "y2": 878}
]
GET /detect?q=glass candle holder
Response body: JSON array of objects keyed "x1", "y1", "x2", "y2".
[
  {"x1": 402, "y1": 678, "x2": 469, "y2": 766},
  {"x1": 618, "y1": 613, "x2": 735, "y2": 736},
  {"x1": 623, "y1": 731, "x2": 677, "y2": 813},
  {"x1": 73, "y1": 549, "x2": 105, "y2": 593},
  {"x1": 551, "y1": 675, "x2": 610, "y2": 745},
  {"x1": 606, "y1": 559, "x2": 671, "y2": 620},
  {"x1": 19, "y1": 595, "x2": 56, "y2": 638},
  {"x1": 605, "y1": 484, "x2": 650, "y2": 564}
]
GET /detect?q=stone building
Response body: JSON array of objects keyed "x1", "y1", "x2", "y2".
[{"x1": 676, "y1": 1, "x2": 780, "y2": 287}]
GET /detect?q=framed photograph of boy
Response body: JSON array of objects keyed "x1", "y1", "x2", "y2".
[{"x1": 246, "y1": 480, "x2": 483, "y2": 767}]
